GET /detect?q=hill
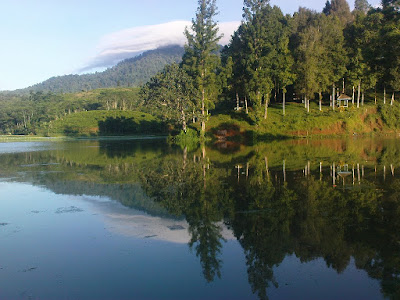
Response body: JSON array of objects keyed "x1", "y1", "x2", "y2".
[{"x1": 14, "y1": 45, "x2": 184, "y2": 94}]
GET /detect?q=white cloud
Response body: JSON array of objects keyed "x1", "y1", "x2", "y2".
[{"x1": 80, "y1": 20, "x2": 240, "y2": 72}]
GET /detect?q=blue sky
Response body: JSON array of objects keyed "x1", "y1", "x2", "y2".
[{"x1": 0, "y1": 0, "x2": 380, "y2": 91}]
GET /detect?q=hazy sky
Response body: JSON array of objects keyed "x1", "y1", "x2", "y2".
[{"x1": 0, "y1": 0, "x2": 380, "y2": 91}]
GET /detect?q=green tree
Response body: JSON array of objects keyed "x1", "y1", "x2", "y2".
[
  {"x1": 182, "y1": 0, "x2": 222, "y2": 136},
  {"x1": 141, "y1": 63, "x2": 195, "y2": 132},
  {"x1": 324, "y1": 0, "x2": 353, "y2": 24},
  {"x1": 354, "y1": 0, "x2": 371, "y2": 15},
  {"x1": 241, "y1": 1, "x2": 274, "y2": 121}
]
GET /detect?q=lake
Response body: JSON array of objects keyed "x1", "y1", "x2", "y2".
[{"x1": 0, "y1": 137, "x2": 399, "y2": 299}]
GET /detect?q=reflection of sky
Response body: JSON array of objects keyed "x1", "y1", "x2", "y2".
[
  {"x1": 0, "y1": 182, "x2": 251, "y2": 299},
  {"x1": 0, "y1": 141, "x2": 56, "y2": 154},
  {"x1": 80, "y1": 194, "x2": 235, "y2": 244}
]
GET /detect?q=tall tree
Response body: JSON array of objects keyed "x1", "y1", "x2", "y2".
[
  {"x1": 354, "y1": 0, "x2": 371, "y2": 15},
  {"x1": 381, "y1": 0, "x2": 400, "y2": 101},
  {"x1": 241, "y1": 0, "x2": 274, "y2": 122},
  {"x1": 181, "y1": 0, "x2": 222, "y2": 136},
  {"x1": 324, "y1": 0, "x2": 353, "y2": 24}
]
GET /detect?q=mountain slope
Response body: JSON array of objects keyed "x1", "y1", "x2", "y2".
[{"x1": 18, "y1": 45, "x2": 184, "y2": 94}]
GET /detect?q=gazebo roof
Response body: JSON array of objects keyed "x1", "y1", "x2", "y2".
[{"x1": 338, "y1": 94, "x2": 352, "y2": 100}]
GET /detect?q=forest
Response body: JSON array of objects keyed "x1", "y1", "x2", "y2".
[
  {"x1": 141, "y1": 0, "x2": 400, "y2": 137},
  {"x1": 0, "y1": 0, "x2": 399, "y2": 137}
]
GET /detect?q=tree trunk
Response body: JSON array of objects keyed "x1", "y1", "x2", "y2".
[
  {"x1": 283, "y1": 91, "x2": 286, "y2": 116},
  {"x1": 391, "y1": 92, "x2": 395, "y2": 106},
  {"x1": 236, "y1": 92, "x2": 239, "y2": 110},
  {"x1": 264, "y1": 94, "x2": 269, "y2": 119},
  {"x1": 362, "y1": 91, "x2": 364, "y2": 106},
  {"x1": 384, "y1": 87, "x2": 386, "y2": 105},
  {"x1": 357, "y1": 80, "x2": 361, "y2": 108},
  {"x1": 201, "y1": 88, "x2": 206, "y2": 134},
  {"x1": 181, "y1": 108, "x2": 187, "y2": 133},
  {"x1": 352, "y1": 86, "x2": 355, "y2": 106},
  {"x1": 245, "y1": 96, "x2": 248, "y2": 114},
  {"x1": 332, "y1": 84, "x2": 335, "y2": 111},
  {"x1": 319, "y1": 92, "x2": 322, "y2": 111},
  {"x1": 375, "y1": 87, "x2": 377, "y2": 105}
]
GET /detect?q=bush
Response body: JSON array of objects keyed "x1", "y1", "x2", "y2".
[
  {"x1": 170, "y1": 128, "x2": 199, "y2": 151},
  {"x1": 379, "y1": 103, "x2": 400, "y2": 129}
]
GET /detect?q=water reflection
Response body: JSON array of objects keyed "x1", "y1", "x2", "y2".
[{"x1": 1, "y1": 137, "x2": 400, "y2": 299}]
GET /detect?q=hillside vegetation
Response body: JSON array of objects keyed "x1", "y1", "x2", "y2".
[
  {"x1": 45, "y1": 110, "x2": 166, "y2": 137},
  {"x1": 12, "y1": 45, "x2": 184, "y2": 94}
]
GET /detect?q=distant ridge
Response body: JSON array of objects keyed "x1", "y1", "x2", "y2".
[{"x1": 14, "y1": 45, "x2": 185, "y2": 94}]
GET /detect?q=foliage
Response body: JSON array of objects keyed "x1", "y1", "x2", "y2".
[
  {"x1": 181, "y1": 0, "x2": 222, "y2": 134},
  {"x1": 379, "y1": 102, "x2": 400, "y2": 128},
  {"x1": 141, "y1": 63, "x2": 195, "y2": 132},
  {"x1": 171, "y1": 128, "x2": 200, "y2": 152}
]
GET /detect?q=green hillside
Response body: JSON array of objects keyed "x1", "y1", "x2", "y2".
[
  {"x1": 13, "y1": 45, "x2": 184, "y2": 94},
  {"x1": 46, "y1": 110, "x2": 166, "y2": 136}
]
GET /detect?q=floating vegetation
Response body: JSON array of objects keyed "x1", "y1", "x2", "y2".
[
  {"x1": 22, "y1": 267, "x2": 37, "y2": 273},
  {"x1": 144, "y1": 235, "x2": 157, "y2": 239},
  {"x1": 168, "y1": 225, "x2": 185, "y2": 231},
  {"x1": 55, "y1": 206, "x2": 83, "y2": 214}
]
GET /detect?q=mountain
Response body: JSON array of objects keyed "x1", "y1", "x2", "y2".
[{"x1": 15, "y1": 45, "x2": 185, "y2": 94}]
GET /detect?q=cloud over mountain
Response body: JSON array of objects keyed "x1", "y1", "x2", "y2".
[{"x1": 80, "y1": 20, "x2": 240, "y2": 72}]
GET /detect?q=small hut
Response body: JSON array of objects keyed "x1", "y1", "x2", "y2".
[{"x1": 337, "y1": 94, "x2": 351, "y2": 108}]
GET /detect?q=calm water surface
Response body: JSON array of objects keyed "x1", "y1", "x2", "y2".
[{"x1": 0, "y1": 137, "x2": 399, "y2": 299}]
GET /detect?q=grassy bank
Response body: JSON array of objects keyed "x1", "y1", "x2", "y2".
[
  {"x1": 42, "y1": 110, "x2": 167, "y2": 137},
  {"x1": 3, "y1": 100, "x2": 399, "y2": 142},
  {"x1": 203, "y1": 102, "x2": 398, "y2": 142}
]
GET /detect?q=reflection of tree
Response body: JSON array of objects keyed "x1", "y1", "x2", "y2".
[
  {"x1": 139, "y1": 146, "x2": 400, "y2": 299},
  {"x1": 140, "y1": 147, "x2": 232, "y2": 282},
  {"x1": 4, "y1": 139, "x2": 400, "y2": 299},
  {"x1": 229, "y1": 156, "x2": 297, "y2": 299}
]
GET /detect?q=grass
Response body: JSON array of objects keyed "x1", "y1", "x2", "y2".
[
  {"x1": 44, "y1": 110, "x2": 165, "y2": 137},
  {"x1": 204, "y1": 101, "x2": 392, "y2": 142}
]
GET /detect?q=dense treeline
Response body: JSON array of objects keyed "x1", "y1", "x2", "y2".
[{"x1": 142, "y1": 0, "x2": 400, "y2": 135}]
